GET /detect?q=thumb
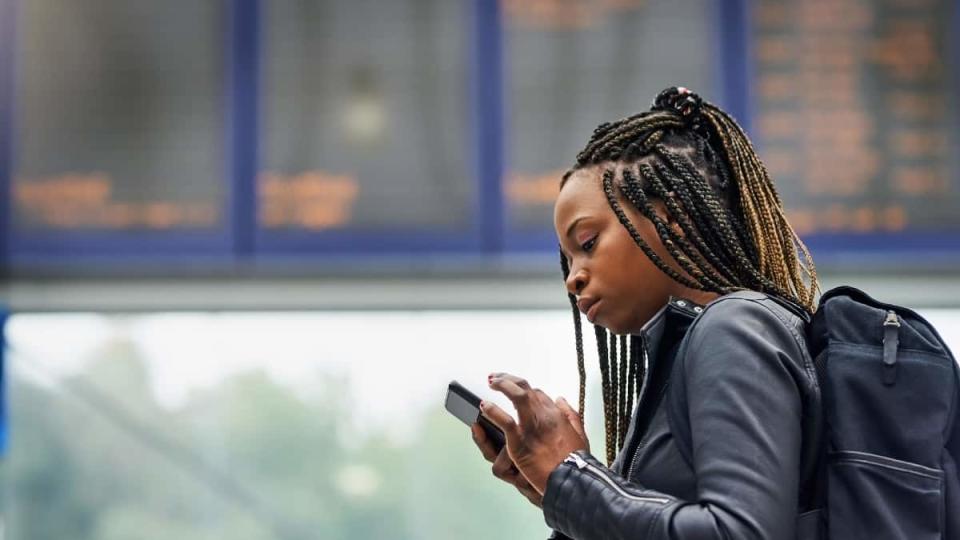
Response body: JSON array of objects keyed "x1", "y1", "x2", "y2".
[{"x1": 556, "y1": 397, "x2": 586, "y2": 436}]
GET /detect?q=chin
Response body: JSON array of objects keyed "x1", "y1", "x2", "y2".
[
  {"x1": 595, "y1": 305, "x2": 635, "y2": 335},
  {"x1": 600, "y1": 318, "x2": 628, "y2": 336},
  {"x1": 605, "y1": 314, "x2": 643, "y2": 336}
]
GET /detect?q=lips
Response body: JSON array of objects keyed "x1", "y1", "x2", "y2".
[{"x1": 577, "y1": 297, "x2": 601, "y2": 322}]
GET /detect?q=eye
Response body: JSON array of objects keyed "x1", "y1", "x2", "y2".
[{"x1": 581, "y1": 235, "x2": 597, "y2": 253}]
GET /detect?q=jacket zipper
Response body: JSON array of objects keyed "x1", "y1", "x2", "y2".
[
  {"x1": 626, "y1": 333, "x2": 652, "y2": 480},
  {"x1": 564, "y1": 452, "x2": 670, "y2": 504}
]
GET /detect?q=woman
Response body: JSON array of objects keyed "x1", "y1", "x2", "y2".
[{"x1": 471, "y1": 87, "x2": 824, "y2": 539}]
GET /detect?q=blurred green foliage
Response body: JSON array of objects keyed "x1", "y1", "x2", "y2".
[{"x1": 0, "y1": 337, "x2": 554, "y2": 539}]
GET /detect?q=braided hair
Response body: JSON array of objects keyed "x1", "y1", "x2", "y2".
[{"x1": 560, "y1": 87, "x2": 820, "y2": 466}]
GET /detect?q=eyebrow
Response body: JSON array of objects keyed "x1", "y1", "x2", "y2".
[
  {"x1": 560, "y1": 216, "x2": 589, "y2": 260},
  {"x1": 565, "y1": 216, "x2": 588, "y2": 240}
]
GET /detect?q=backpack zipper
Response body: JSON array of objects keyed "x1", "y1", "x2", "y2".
[
  {"x1": 882, "y1": 310, "x2": 900, "y2": 385},
  {"x1": 564, "y1": 452, "x2": 670, "y2": 504}
]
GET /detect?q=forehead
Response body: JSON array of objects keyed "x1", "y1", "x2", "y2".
[
  {"x1": 554, "y1": 165, "x2": 621, "y2": 210},
  {"x1": 553, "y1": 167, "x2": 612, "y2": 227}
]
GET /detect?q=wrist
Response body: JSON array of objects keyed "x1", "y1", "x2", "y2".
[
  {"x1": 540, "y1": 452, "x2": 581, "y2": 532},
  {"x1": 536, "y1": 450, "x2": 579, "y2": 495}
]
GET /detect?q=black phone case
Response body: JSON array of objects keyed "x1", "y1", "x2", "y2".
[{"x1": 445, "y1": 380, "x2": 505, "y2": 452}]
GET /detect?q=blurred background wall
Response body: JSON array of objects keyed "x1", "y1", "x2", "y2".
[{"x1": 0, "y1": 0, "x2": 958, "y2": 539}]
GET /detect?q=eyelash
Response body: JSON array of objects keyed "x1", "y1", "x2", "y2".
[
  {"x1": 581, "y1": 235, "x2": 597, "y2": 253},
  {"x1": 564, "y1": 235, "x2": 597, "y2": 266}
]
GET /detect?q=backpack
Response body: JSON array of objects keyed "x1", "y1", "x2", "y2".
[{"x1": 805, "y1": 285, "x2": 960, "y2": 540}]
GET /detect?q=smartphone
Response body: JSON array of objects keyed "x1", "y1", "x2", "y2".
[{"x1": 445, "y1": 380, "x2": 505, "y2": 453}]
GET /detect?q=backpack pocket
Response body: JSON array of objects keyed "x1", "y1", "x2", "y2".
[{"x1": 827, "y1": 450, "x2": 944, "y2": 540}]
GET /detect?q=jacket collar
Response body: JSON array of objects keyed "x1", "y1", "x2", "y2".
[{"x1": 635, "y1": 295, "x2": 705, "y2": 362}]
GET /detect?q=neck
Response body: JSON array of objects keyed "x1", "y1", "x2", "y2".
[{"x1": 674, "y1": 287, "x2": 721, "y2": 306}]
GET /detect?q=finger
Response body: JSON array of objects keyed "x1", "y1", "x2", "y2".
[
  {"x1": 471, "y1": 422, "x2": 498, "y2": 462},
  {"x1": 479, "y1": 400, "x2": 520, "y2": 439},
  {"x1": 491, "y1": 447, "x2": 518, "y2": 481},
  {"x1": 489, "y1": 378, "x2": 554, "y2": 429},
  {"x1": 490, "y1": 372, "x2": 531, "y2": 390},
  {"x1": 533, "y1": 387, "x2": 556, "y2": 407},
  {"x1": 488, "y1": 376, "x2": 530, "y2": 403},
  {"x1": 492, "y1": 373, "x2": 556, "y2": 409},
  {"x1": 489, "y1": 379, "x2": 544, "y2": 426},
  {"x1": 490, "y1": 374, "x2": 555, "y2": 407}
]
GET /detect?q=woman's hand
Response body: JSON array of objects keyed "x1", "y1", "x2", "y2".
[
  {"x1": 470, "y1": 423, "x2": 544, "y2": 508},
  {"x1": 480, "y1": 372, "x2": 590, "y2": 496}
]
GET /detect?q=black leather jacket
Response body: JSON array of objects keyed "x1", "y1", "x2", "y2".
[{"x1": 543, "y1": 291, "x2": 824, "y2": 540}]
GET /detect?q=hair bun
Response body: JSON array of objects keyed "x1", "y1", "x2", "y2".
[{"x1": 651, "y1": 86, "x2": 704, "y2": 129}]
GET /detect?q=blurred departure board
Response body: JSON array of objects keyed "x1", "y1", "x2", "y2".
[
  {"x1": 752, "y1": 0, "x2": 960, "y2": 237},
  {"x1": 260, "y1": 0, "x2": 475, "y2": 236},
  {"x1": 6, "y1": 0, "x2": 960, "y2": 272},
  {"x1": 12, "y1": 1, "x2": 226, "y2": 233},
  {"x1": 503, "y1": 0, "x2": 717, "y2": 238}
]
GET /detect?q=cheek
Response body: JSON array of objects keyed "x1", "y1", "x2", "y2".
[
  {"x1": 608, "y1": 221, "x2": 665, "y2": 284},
  {"x1": 597, "y1": 233, "x2": 648, "y2": 303},
  {"x1": 603, "y1": 226, "x2": 675, "y2": 330},
  {"x1": 613, "y1": 251, "x2": 656, "y2": 305},
  {"x1": 625, "y1": 221, "x2": 680, "y2": 288}
]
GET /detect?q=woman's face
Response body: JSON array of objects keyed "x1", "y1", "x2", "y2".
[{"x1": 553, "y1": 165, "x2": 691, "y2": 335}]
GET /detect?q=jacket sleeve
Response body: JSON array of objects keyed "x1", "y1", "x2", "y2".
[{"x1": 540, "y1": 297, "x2": 806, "y2": 540}]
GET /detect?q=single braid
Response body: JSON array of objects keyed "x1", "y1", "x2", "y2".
[
  {"x1": 627, "y1": 335, "x2": 639, "y2": 422},
  {"x1": 595, "y1": 325, "x2": 616, "y2": 466},
  {"x1": 609, "y1": 333, "x2": 620, "y2": 449},
  {"x1": 560, "y1": 251, "x2": 587, "y2": 424},
  {"x1": 618, "y1": 334, "x2": 629, "y2": 450}
]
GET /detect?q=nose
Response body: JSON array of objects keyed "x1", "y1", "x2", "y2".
[{"x1": 565, "y1": 267, "x2": 587, "y2": 296}]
